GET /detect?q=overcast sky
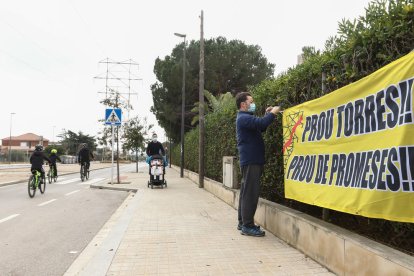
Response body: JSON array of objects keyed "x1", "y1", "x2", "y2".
[{"x1": 0, "y1": 0, "x2": 372, "y2": 145}]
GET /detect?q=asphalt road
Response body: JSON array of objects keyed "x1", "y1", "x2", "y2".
[{"x1": 0, "y1": 164, "x2": 134, "y2": 276}]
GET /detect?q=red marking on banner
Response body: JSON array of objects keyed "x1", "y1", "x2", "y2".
[{"x1": 283, "y1": 115, "x2": 303, "y2": 153}]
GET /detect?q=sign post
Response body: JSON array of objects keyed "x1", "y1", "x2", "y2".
[{"x1": 105, "y1": 108, "x2": 122, "y2": 184}]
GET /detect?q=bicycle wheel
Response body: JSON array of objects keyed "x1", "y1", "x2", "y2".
[
  {"x1": 48, "y1": 169, "x2": 52, "y2": 184},
  {"x1": 80, "y1": 165, "x2": 85, "y2": 182},
  {"x1": 53, "y1": 170, "x2": 58, "y2": 182},
  {"x1": 39, "y1": 176, "x2": 46, "y2": 194},
  {"x1": 28, "y1": 175, "x2": 36, "y2": 198}
]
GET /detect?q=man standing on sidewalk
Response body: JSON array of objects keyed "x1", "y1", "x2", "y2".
[{"x1": 236, "y1": 92, "x2": 281, "y2": 237}]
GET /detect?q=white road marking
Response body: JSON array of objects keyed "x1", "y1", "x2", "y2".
[
  {"x1": 77, "y1": 178, "x2": 105, "y2": 185},
  {"x1": 69, "y1": 251, "x2": 78, "y2": 254},
  {"x1": 55, "y1": 178, "x2": 79, "y2": 185},
  {"x1": 65, "y1": 190, "x2": 80, "y2": 196},
  {"x1": 0, "y1": 214, "x2": 20, "y2": 224},
  {"x1": 38, "y1": 199, "x2": 57, "y2": 206}
]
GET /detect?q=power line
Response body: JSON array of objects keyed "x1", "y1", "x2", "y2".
[{"x1": 94, "y1": 58, "x2": 142, "y2": 120}]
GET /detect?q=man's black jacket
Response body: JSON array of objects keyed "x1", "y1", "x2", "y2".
[
  {"x1": 146, "y1": 141, "x2": 165, "y2": 156},
  {"x1": 30, "y1": 151, "x2": 51, "y2": 169}
]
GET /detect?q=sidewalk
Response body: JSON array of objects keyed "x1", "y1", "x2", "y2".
[{"x1": 65, "y1": 166, "x2": 334, "y2": 276}]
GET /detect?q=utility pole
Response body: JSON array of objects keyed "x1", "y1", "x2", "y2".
[
  {"x1": 94, "y1": 59, "x2": 141, "y2": 183},
  {"x1": 199, "y1": 10, "x2": 205, "y2": 188},
  {"x1": 94, "y1": 58, "x2": 141, "y2": 120}
]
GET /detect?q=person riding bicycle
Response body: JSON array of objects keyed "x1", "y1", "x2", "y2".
[
  {"x1": 48, "y1": 148, "x2": 61, "y2": 177},
  {"x1": 30, "y1": 145, "x2": 51, "y2": 184},
  {"x1": 78, "y1": 143, "x2": 94, "y2": 171},
  {"x1": 146, "y1": 133, "x2": 167, "y2": 173}
]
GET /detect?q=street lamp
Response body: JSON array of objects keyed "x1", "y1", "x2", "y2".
[
  {"x1": 9, "y1": 112, "x2": 16, "y2": 163},
  {"x1": 174, "y1": 32, "x2": 186, "y2": 178}
]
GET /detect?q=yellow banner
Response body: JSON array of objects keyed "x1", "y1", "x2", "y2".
[{"x1": 283, "y1": 51, "x2": 414, "y2": 223}]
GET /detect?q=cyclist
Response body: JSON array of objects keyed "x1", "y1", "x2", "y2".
[
  {"x1": 78, "y1": 143, "x2": 94, "y2": 172},
  {"x1": 48, "y1": 149, "x2": 61, "y2": 178},
  {"x1": 30, "y1": 145, "x2": 51, "y2": 184}
]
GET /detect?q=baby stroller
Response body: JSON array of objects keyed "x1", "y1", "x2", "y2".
[{"x1": 147, "y1": 154, "x2": 167, "y2": 189}]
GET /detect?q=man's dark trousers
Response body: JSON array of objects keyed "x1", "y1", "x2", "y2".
[{"x1": 238, "y1": 164, "x2": 264, "y2": 227}]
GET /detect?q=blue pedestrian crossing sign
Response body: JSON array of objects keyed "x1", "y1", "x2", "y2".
[{"x1": 105, "y1": 108, "x2": 122, "y2": 125}]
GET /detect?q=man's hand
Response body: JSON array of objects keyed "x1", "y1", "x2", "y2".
[
  {"x1": 265, "y1": 106, "x2": 273, "y2": 113},
  {"x1": 270, "y1": 106, "x2": 282, "y2": 115}
]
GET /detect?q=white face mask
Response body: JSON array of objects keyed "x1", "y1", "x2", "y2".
[{"x1": 152, "y1": 138, "x2": 157, "y2": 142}]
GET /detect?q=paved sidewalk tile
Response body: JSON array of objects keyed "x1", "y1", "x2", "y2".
[{"x1": 103, "y1": 167, "x2": 334, "y2": 276}]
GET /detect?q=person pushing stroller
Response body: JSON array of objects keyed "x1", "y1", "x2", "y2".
[{"x1": 146, "y1": 133, "x2": 167, "y2": 170}]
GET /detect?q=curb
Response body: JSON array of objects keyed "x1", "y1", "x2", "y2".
[{"x1": 90, "y1": 184, "x2": 138, "y2": 193}]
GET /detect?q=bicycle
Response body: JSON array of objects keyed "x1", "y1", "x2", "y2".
[
  {"x1": 28, "y1": 169, "x2": 46, "y2": 198},
  {"x1": 80, "y1": 162, "x2": 89, "y2": 182},
  {"x1": 47, "y1": 164, "x2": 58, "y2": 184}
]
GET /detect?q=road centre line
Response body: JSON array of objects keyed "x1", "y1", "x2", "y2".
[
  {"x1": 65, "y1": 190, "x2": 80, "y2": 196},
  {"x1": 38, "y1": 199, "x2": 57, "y2": 207},
  {"x1": 0, "y1": 214, "x2": 20, "y2": 224}
]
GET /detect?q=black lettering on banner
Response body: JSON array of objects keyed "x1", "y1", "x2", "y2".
[
  {"x1": 309, "y1": 115, "x2": 318, "y2": 141},
  {"x1": 325, "y1": 109, "x2": 334, "y2": 139},
  {"x1": 287, "y1": 156, "x2": 298, "y2": 179},
  {"x1": 369, "y1": 150, "x2": 381, "y2": 189},
  {"x1": 314, "y1": 155, "x2": 324, "y2": 184},
  {"x1": 351, "y1": 152, "x2": 367, "y2": 188},
  {"x1": 409, "y1": 147, "x2": 414, "y2": 191},
  {"x1": 321, "y1": 155, "x2": 329, "y2": 184},
  {"x1": 344, "y1": 103, "x2": 354, "y2": 137},
  {"x1": 329, "y1": 154, "x2": 338, "y2": 185},
  {"x1": 343, "y1": 153, "x2": 354, "y2": 187},
  {"x1": 354, "y1": 99, "x2": 365, "y2": 134},
  {"x1": 336, "y1": 105, "x2": 345, "y2": 138},
  {"x1": 399, "y1": 147, "x2": 409, "y2": 191},
  {"x1": 302, "y1": 109, "x2": 334, "y2": 142},
  {"x1": 377, "y1": 149, "x2": 388, "y2": 190},
  {"x1": 376, "y1": 90, "x2": 386, "y2": 131},
  {"x1": 306, "y1": 155, "x2": 316, "y2": 183},
  {"x1": 335, "y1": 154, "x2": 347, "y2": 186},
  {"x1": 287, "y1": 147, "x2": 413, "y2": 192},
  {"x1": 302, "y1": 119, "x2": 311, "y2": 142},
  {"x1": 365, "y1": 95, "x2": 377, "y2": 133},
  {"x1": 361, "y1": 151, "x2": 373, "y2": 189},
  {"x1": 316, "y1": 112, "x2": 326, "y2": 141},
  {"x1": 314, "y1": 155, "x2": 330, "y2": 184},
  {"x1": 387, "y1": 148, "x2": 400, "y2": 191},
  {"x1": 292, "y1": 156, "x2": 304, "y2": 180},
  {"x1": 385, "y1": 85, "x2": 400, "y2": 128},
  {"x1": 399, "y1": 79, "x2": 413, "y2": 125},
  {"x1": 299, "y1": 155, "x2": 311, "y2": 182},
  {"x1": 398, "y1": 146, "x2": 414, "y2": 192}
]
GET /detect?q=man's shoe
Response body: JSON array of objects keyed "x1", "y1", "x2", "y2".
[
  {"x1": 238, "y1": 223, "x2": 261, "y2": 231},
  {"x1": 241, "y1": 225, "x2": 265, "y2": 237}
]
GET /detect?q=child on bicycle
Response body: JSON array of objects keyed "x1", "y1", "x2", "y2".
[
  {"x1": 48, "y1": 148, "x2": 61, "y2": 177},
  {"x1": 30, "y1": 145, "x2": 51, "y2": 184}
]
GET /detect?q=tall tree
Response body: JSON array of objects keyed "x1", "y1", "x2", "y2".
[
  {"x1": 58, "y1": 130, "x2": 96, "y2": 155},
  {"x1": 122, "y1": 116, "x2": 153, "y2": 172},
  {"x1": 151, "y1": 36, "x2": 275, "y2": 142}
]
